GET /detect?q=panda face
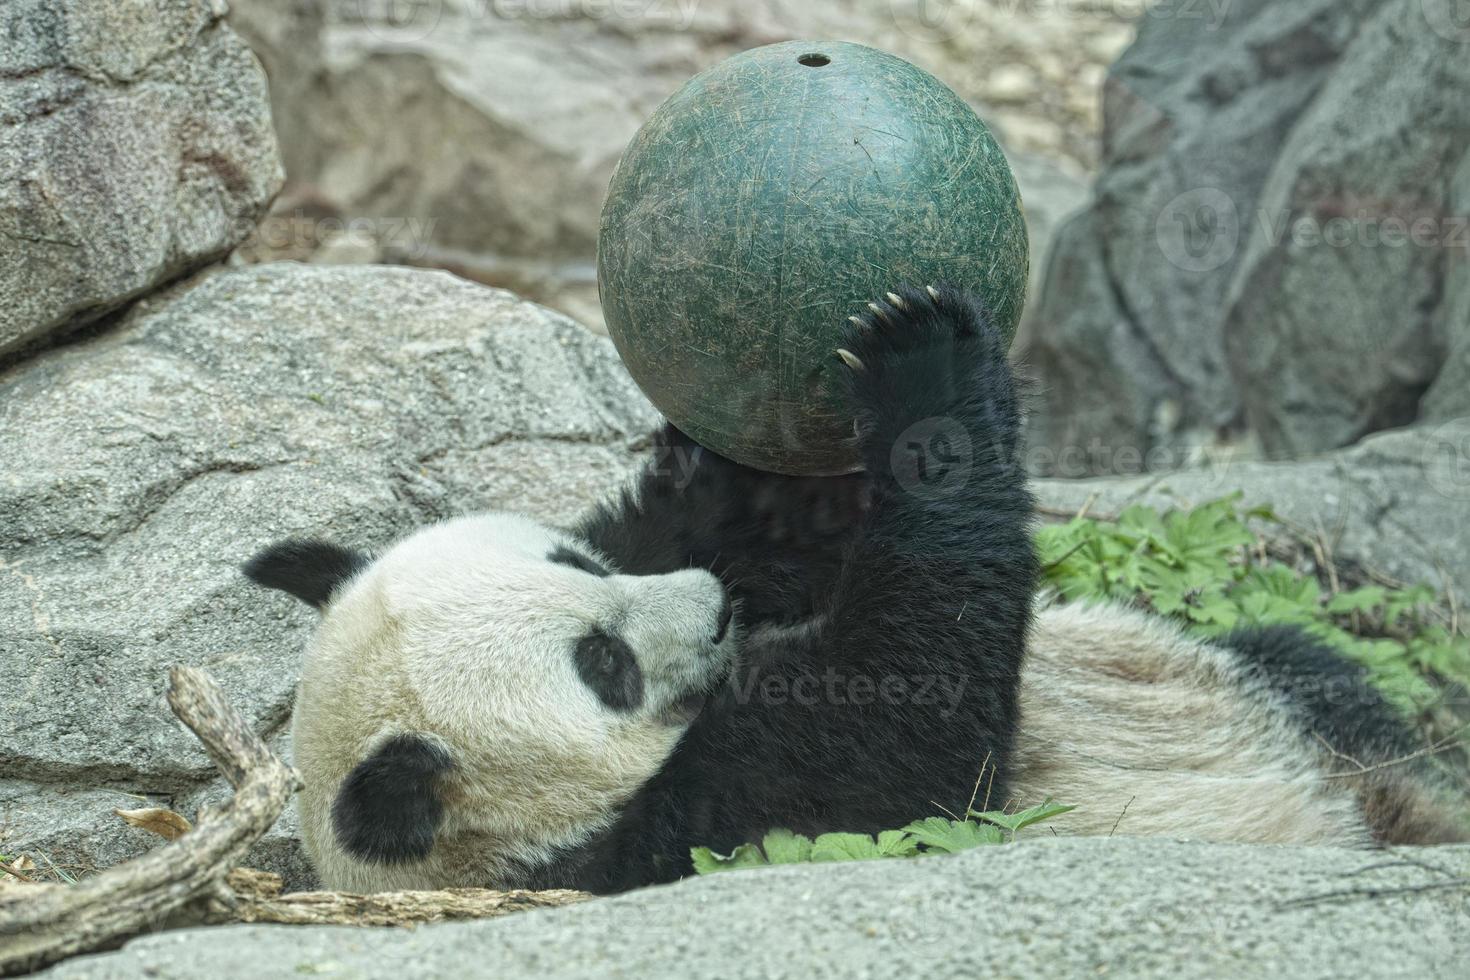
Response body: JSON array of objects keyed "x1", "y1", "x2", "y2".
[
  {"x1": 248, "y1": 513, "x2": 736, "y2": 890},
  {"x1": 360, "y1": 514, "x2": 736, "y2": 734}
]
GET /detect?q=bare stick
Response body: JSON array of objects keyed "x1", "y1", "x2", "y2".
[
  {"x1": 0, "y1": 667, "x2": 300, "y2": 976},
  {"x1": 207, "y1": 870, "x2": 589, "y2": 927}
]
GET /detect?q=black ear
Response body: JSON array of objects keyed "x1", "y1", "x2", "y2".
[
  {"x1": 332, "y1": 734, "x2": 453, "y2": 864},
  {"x1": 242, "y1": 539, "x2": 369, "y2": 609}
]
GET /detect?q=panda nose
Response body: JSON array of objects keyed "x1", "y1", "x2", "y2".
[{"x1": 712, "y1": 591, "x2": 733, "y2": 644}]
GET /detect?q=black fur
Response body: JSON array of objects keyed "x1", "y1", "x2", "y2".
[
  {"x1": 548, "y1": 545, "x2": 611, "y2": 577},
  {"x1": 556, "y1": 285, "x2": 1037, "y2": 892},
  {"x1": 574, "y1": 628, "x2": 645, "y2": 711},
  {"x1": 243, "y1": 539, "x2": 369, "y2": 609},
  {"x1": 332, "y1": 734, "x2": 453, "y2": 864},
  {"x1": 576, "y1": 428, "x2": 869, "y2": 626},
  {"x1": 1222, "y1": 625, "x2": 1421, "y2": 764}
]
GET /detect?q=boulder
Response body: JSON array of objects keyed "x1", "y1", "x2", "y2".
[
  {"x1": 1026, "y1": 0, "x2": 1470, "y2": 471},
  {"x1": 226, "y1": 0, "x2": 1117, "y2": 328},
  {"x1": 38, "y1": 838, "x2": 1470, "y2": 978},
  {"x1": 0, "y1": 263, "x2": 655, "y2": 885},
  {"x1": 1421, "y1": 148, "x2": 1470, "y2": 423},
  {"x1": 1223, "y1": 0, "x2": 1470, "y2": 456},
  {"x1": 0, "y1": 0, "x2": 283, "y2": 356}
]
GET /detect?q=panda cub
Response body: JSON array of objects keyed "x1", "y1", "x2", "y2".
[{"x1": 246, "y1": 286, "x2": 1465, "y2": 895}]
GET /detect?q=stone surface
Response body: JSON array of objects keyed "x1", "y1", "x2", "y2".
[
  {"x1": 1422, "y1": 148, "x2": 1470, "y2": 423},
  {"x1": 0, "y1": 0, "x2": 283, "y2": 356},
  {"x1": 1025, "y1": 0, "x2": 1470, "y2": 472},
  {"x1": 0, "y1": 263, "x2": 655, "y2": 885},
  {"x1": 226, "y1": 0, "x2": 1114, "y2": 330},
  {"x1": 41, "y1": 838, "x2": 1470, "y2": 978},
  {"x1": 1223, "y1": 0, "x2": 1470, "y2": 457}
]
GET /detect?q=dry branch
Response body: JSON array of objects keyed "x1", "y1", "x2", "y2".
[
  {"x1": 0, "y1": 666, "x2": 301, "y2": 976},
  {"x1": 204, "y1": 870, "x2": 589, "y2": 927}
]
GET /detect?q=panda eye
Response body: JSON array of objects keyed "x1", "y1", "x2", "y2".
[
  {"x1": 548, "y1": 546, "x2": 610, "y2": 577},
  {"x1": 573, "y1": 628, "x2": 644, "y2": 712}
]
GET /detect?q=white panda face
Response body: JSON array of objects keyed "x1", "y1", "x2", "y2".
[
  {"x1": 366, "y1": 513, "x2": 736, "y2": 734},
  {"x1": 247, "y1": 513, "x2": 736, "y2": 890}
]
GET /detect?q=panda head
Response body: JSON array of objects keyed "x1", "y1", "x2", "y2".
[{"x1": 244, "y1": 513, "x2": 735, "y2": 890}]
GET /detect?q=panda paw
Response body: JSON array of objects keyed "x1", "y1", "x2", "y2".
[{"x1": 833, "y1": 284, "x2": 1017, "y2": 467}]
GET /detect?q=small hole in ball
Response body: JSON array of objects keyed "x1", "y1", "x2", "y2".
[{"x1": 798, "y1": 53, "x2": 831, "y2": 68}]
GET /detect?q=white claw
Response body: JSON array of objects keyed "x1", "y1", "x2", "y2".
[
  {"x1": 867, "y1": 302, "x2": 890, "y2": 320},
  {"x1": 835, "y1": 348, "x2": 865, "y2": 372},
  {"x1": 848, "y1": 315, "x2": 866, "y2": 327},
  {"x1": 926, "y1": 285, "x2": 941, "y2": 300},
  {"x1": 886, "y1": 291, "x2": 906, "y2": 309}
]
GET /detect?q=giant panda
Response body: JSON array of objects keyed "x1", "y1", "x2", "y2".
[{"x1": 244, "y1": 285, "x2": 1466, "y2": 894}]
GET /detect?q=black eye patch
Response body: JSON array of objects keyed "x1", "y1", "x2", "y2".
[
  {"x1": 574, "y1": 628, "x2": 644, "y2": 712},
  {"x1": 549, "y1": 545, "x2": 610, "y2": 577}
]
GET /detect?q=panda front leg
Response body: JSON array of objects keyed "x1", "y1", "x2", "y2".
[
  {"x1": 702, "y1": 285, "x2": 1037, "y2": 847},
  {"x1": 575, "y1": 424, "x2": 868, "y2": 624}
]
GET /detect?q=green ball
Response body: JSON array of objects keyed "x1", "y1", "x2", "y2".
[{"x1": 598, "y1": 40, "x2": 1029, "y2": 475}]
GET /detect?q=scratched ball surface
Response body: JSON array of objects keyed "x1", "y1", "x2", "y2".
[{"x1": 598, "y1": 40, "x2": 1029, "y2": 475}]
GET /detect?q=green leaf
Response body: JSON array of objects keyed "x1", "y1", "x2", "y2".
[
  {"x1": 761, "y1": 828, "x2": 814, "y2": 865},
  {"x1": 876, "y1": 829, "x2": 920, "y2": 857},
  {"x1": 690, "y1": 843, "x2": 768, "y2": 875},
  {"x1": 810, "y1": 833, "x2": 885, "y2": 862},
  {"x1": 1326, "y1": 587, "x2": 1387, "y2": 615},
  {"x1": 970, "y1": 800, "x2": 1076, "y2": 836},
  {"x1": 900, "y1": 817, "x2": 1004, "y2": 854}
]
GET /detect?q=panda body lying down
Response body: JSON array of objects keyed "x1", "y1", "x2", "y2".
[{"x1": 246, "y1": 287, "x2": 1464, "y2": 894}]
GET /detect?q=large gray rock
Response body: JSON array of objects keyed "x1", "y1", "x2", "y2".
[
  {"x1": 0, "y1": 263, "x2": 655, "y2": 884},
  {"x1": 1421, "y1": 148, "x2": 1470, "y2": 423},
  {"x1": 0, "y1": 0, "x2": 283, "y2": 356},
  {"x1": 226, "y1": 0, "x2": 1114, "y2": 329},
  {"x1": 41, "y1": 838, "x2": 1470, "y2": 979},
  {"x1": 1026, "y1": 0, "x2": 1470, "y2": 471},
  {"x1": 1224, "y1": 0, "x2": 1470, "y2": 456}
]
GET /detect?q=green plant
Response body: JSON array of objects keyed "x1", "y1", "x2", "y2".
[
  {"x1": 1036, "y1": 495, "x2": 1470, "y2": 719},
  {"x1": 691, "y1": 800, "x2": 1073, "y2": 874}
]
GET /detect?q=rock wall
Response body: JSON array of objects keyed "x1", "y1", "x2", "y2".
[
  {"x1": 225, "y1": 0, "x2": 1126, "y2": 329},
  {"x1": 0, "y1": 0, "x2": 283, "y2": 357},
  {"x1": 1027, "y1": 0, "x2": 1470, "y2": 472}
]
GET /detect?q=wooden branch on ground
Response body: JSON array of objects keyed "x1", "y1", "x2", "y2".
[
  {"x1": 0, "y1": 667, "x2": 301, "y2": 977},
  {"x1": 206, "y1": 869, "x2": 589, "y2": 927}
]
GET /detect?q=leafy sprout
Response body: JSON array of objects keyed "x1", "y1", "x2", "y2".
[
  {"x1": 1037, "y1": 494, "x2": 1470, "y2": 720},
  {"x1": 691, "y1": 800, "x2": 1074, "y2": 874}
]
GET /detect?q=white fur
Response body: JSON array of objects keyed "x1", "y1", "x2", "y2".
[{"x1": 1012, "y1": 602, "x2": 1371, "y2": 845}]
